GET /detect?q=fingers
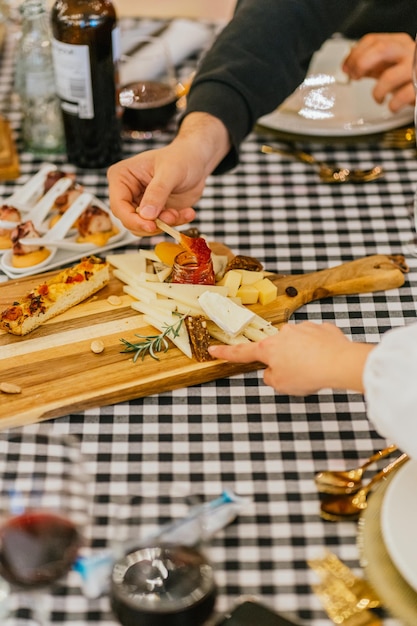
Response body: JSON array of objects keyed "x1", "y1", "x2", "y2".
[
  {"x1": 373, "y1": 67, "x2": 416, "y2": 110},
  {"x1": 208, "y1": 341, "x2": 266, "y2": 364},
  {"x1": 343, "y1": 33, "x2": 415, "y2": 81}
]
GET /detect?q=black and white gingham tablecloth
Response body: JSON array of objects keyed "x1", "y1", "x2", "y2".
[{"x1": 1, "y1": 18, "x2": 417, "y2": 626}]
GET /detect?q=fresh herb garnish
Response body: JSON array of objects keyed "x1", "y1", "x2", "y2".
[{"x1": 120, "y1": 313, "x2": 186, "y2": 361}]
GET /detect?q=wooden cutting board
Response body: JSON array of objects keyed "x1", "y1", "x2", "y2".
[{"x1": 0, "y1": 254, "x2": 408, "y2": 430}]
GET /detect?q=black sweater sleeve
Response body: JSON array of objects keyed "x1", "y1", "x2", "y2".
[{"x1": 184, "y1": 0, "x2": 362, "y2": 173}]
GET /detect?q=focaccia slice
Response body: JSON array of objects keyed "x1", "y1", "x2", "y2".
[{"x1": 0, "y1": 255, "x2": 110, "y2": 336}]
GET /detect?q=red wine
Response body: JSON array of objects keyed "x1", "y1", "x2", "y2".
[
  {"x1": 51, "y1": 0, "x2": 122, "y2": 168},
  {"x1": 120, "y1": 80, "x2": 177, "y2": 132},
  {"x1": 0, "y1": 511, "x2": 82, "y2": 587}
]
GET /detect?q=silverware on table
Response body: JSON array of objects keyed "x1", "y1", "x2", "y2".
[
  {"x1": 309, "y1": 551, "x2": 381, "y2": 610},
  {"x1": 381, "y1": 126, "x2": 416, "y2": 149},
  {"x1": 314, "y1": 444, "x2": 398, "y2": 495},
  {"x1": 319, "y1": 453, "x2": 409, "y2": 522},
  {"x1": 261, "y1": 144, "x2": 384, "y2": 183}
]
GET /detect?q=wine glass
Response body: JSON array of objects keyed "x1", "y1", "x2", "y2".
[
  {"x1": 0, "y1": 432, "x2": 91, "y2": 625},
  {"x1": 119, "y1": 36, "x2": 178, "y2": 140}
]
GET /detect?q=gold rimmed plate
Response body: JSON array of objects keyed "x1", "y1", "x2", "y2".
[{"x1": 358, "y1": 461, "x2": 417, "y2": 626}]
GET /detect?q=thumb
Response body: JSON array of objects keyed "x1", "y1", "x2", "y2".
[{"x1": 137, "y1": 177, "x2": 173, "y2": 220}]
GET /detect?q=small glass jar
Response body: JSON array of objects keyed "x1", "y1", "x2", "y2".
[{"x1": 171, "y1": 250, "x2": 215, "y2": 285}]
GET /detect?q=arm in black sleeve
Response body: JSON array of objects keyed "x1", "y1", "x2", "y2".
[{"x1": 184, "y1": 0, "x2": 361, "y2": 173}]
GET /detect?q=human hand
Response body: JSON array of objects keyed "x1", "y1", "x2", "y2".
[
  {"x1": 342, "y1": 33, "x2": 415, "y2": 112},
  {"x1": 107, "y1": 112, "x2": 231, "y2": 237},
  {"x1": 209, "y1": 321, "x2": 374, "y2": 395}
]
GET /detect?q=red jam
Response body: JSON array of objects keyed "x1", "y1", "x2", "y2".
[{"x1": 171, "y1": 250, "x2": 215, "y2": 284}]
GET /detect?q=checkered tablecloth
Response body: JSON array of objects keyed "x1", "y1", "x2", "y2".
[{"x1": 1, "y1": 18, "x2": 417, "y2": 626}]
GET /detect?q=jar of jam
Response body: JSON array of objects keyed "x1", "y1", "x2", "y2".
[{"x1": 171, "y1": 250, "x2": 215, "y2": 285}]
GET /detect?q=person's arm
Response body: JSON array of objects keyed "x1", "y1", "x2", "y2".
[
  {"x1": 108, "y1": 0, "x2": 360, "y2": 235},
  {"x1": 186, "y1": 0, "x2": 360, "y2": 173},
  {"x1": 208, "y1": 321, "x2": 374, "y2": 395},
  {"x1": 342, "y1": 33, "x2": 416, "y2": 112},
  {"x1": 364, "y1": 322, "x2": 417, "y2": 458}
]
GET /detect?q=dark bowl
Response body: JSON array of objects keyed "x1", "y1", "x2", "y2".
[{"x1": 110, "y1": 543, "x2": 217, "y2": 626}]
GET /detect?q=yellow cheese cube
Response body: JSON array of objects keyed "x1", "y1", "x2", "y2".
[
  {"x1": 216, "y1": 269, "x2": 242, "y2": 297},
  {"x1": 235, "y1": 269, "x2": 265, "y2": 285},
  {"x1": 236, "y1": 284, "x2": 259, "y2": 304},
  {"x1": 253, "y1": 277, "x2": 277, "y2": 305}
]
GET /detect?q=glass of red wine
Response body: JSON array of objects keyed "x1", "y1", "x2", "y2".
[
  {"x1": 119, "y1": 36, "x2": 178, "y2": 140},
  {"x1": 0, "y1": 432, "x2": 90, "y2": 624}
]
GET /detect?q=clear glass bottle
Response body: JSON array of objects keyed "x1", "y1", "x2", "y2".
[
  {"x1": 14, "y1": 0, "x2": 64, "y2": 155},
  {"x1": 51, "y1": 0, "x2": 122, "y2": 169}
]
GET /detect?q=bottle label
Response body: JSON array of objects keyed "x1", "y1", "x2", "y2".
[{"x1": 51, "y1": 39, "x2": 94, "y2": 119}]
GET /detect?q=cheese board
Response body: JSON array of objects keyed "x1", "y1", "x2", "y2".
[{"x1": 0, "y1": 253, "x2": 408, "y2": 430}]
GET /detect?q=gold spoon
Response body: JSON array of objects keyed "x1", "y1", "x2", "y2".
[
  {"x1": 261, "y1": 144, "x2": 384, "y2": 183},
  {"x1": 320, "y1": 453, "x2": 408, "y2": 522},
  {"x1": 314, "y1": 444, "x2": 398, "y2": 495}
]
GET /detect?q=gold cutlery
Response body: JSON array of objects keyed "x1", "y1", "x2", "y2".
[
  {"x1": 261, "y1": 144, "x2": 384, "y2": 183},
  {"x1": 314, "y1": 444, "x2": 398, "y2": 495},
  {"x1": 308, "y1": 551, "x2": 381, "y2": 610},
  {"x1": 381, "y1": 126, "x2": 416, "y2": 149},
  {"x1": 312, "y1": 575, "x2": 382, "y2": 625},
  {"x1": 320, "y1": 453, "x2": 408, "y2": 521}
]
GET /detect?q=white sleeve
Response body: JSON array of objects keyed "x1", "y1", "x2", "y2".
[{"x1": 363, "y1": 322, "x2": 417, "y2": 459}]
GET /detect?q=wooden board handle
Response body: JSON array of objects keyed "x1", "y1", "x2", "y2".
[{"x1": 252, "y1": 254, "x2": 408, "y2": 325}]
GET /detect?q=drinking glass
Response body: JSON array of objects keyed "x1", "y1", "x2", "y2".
[
  {"x1": 0, "y1": 432, "x2": 91, "y2": 624},
  {"x1": 119, "y1": 36, "x2": 178, "y2": 140}
]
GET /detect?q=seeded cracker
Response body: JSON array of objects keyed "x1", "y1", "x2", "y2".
[{"x1": 184, "y1": 315, "x2": 214, "y2": 362}]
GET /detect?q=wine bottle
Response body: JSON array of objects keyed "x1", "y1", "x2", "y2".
[{"x1": 50, "y1": 0, "x2": 121, "y2": 169}]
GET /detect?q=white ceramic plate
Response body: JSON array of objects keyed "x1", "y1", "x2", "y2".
[
  {"x1": 0, "y1": 230, "x2": 138, "y2": 279},
  {"x1": 257, "y1": 38, "x2": 414, "y2": 138},
  {"x1": 358, "y1": 470, "x2": 417, "y2": 626},
  {"x1": 380, "y1": 459, "x2": 417, "y2": 592}
]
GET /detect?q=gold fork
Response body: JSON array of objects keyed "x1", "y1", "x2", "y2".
[{"x1": 261, "y1": 144, "x2": 384, "y2": 183}]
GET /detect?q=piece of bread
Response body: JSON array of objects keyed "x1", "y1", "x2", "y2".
[{"x1": 0, "y1": 255, "x2": 110, "y2": 336}]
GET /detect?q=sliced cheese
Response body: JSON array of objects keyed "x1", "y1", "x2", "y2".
[
  {"x1": 205, "y1": 321, "x2": 250, "y2": 345},
  {"x1": 198, "y1": 291, "x2": 255, "y2": 336},
  {"x1": 138, "y1": 282, "x2": 229, "y2": 310},
  {"x1": 142, "y1": 314, "x2": 192, "y2": 359},
  {"x1": 107, "y1": 251, "x2": 147, "y2": 278},
  {"x1": 123, "y1": 284, "x2": 158, "y2": 304}
]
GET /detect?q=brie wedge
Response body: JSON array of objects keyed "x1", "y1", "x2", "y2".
[{"x1": 198, "y1": 291, "x2": 255, "y2": 336}]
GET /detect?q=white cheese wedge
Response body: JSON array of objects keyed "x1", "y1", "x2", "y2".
[{"x1": 198, "y1": 291, "x2": 255, "y2": 336}]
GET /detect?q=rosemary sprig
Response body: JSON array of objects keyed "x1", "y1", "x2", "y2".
[{"x1": 120, "y1": 313, "x2": 186, "y2": 362}]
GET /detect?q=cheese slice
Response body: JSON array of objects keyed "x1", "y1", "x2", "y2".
[
  {"x1": 198, "y1": 291, "x2": 255, "y2": 336},
  {"x1": 106, "y1": 251, "x2": 147, "y2": 278}
]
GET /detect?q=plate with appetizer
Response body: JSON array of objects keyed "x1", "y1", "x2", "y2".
[{"x1": 0, "y1": 164, "x2": 136, "y2": 278}]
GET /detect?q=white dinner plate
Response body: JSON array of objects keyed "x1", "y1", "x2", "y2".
[
  {"x1": 257, "y1": 37, "x2": 414, "y2": 138},
  {"x1": 380, "y1": 458, "x2": 417, "y2": 592},
  {"x1": 358, "y1": 468, "x2": 417, "y2": 626}
]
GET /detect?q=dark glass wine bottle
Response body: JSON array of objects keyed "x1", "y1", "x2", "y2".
[{"x1": 50, "y1": 0, "x2": 122, "y2": 169}]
